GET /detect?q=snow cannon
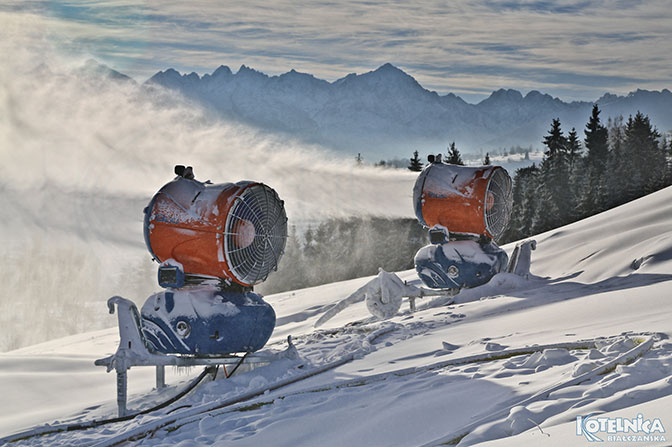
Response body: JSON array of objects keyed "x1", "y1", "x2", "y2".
[
  {"x1": 140, "y1": 165, "x2": 287, "y2": 355},
  {"x1": 316, "y1": 158, "x2": 533, "y2": 327},
  {"x1": 413, "y1": 159, "x2": 512, "y2": 289}
]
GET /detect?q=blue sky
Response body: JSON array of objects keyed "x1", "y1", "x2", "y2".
[{"x1": 1, "y1": 0, "x2": 670, "y2": 103}]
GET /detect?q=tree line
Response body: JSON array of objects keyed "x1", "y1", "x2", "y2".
[{"x1": 502, "y1": 106, "x2": 671, "y2": 243}]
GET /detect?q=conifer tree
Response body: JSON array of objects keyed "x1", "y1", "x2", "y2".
[
  {"x1": 503, "y1": 164, "x2": 539, "y2": 242},
  {"x1": 624, "y1": 112, "x2": 663, "y2": 198},
  {"x1": 484, "y1": 152, "x2": 491, "y2": 165},
  {"x1": 603, "y1": 120, "x2": 628, "y2": 208},
  {"x1": 408, "y1": 150, "x2": 424, "y2": 171},
  {"x1": 303, "y1": 225, "x2": 316, "y2": 258},
  {"x1": 663, "y1": 137, "x2": 672, "y2": 187},
  {"x1": 446, "y1": 142, "x2": 465, "y2": 165},
  {"x1": 542, "y1": 118, "x2": 567, "y2": 157},
  {"x1": 533, "y1": 118, "x2": 572, "y2": 233},
  {"x1": 566, "y1": 128, "x2": 582, "y2": 170},
  {"x1": 580, "y1": 105, "x2": 610, "y2": 213},
  {"x1": 584, "y1": 105, "x2": 610, "y2": 173}
]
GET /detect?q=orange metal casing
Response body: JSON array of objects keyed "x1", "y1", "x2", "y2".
[
  {"x1": 415, "y1": 164, "x2": 501, "y2": 238},
  {"x1": 144, "y1": 177, "x2": 258, "y2": 286}
]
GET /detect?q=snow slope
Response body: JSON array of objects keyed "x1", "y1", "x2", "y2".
[{"x1": 1, "y1": 186, "x2": 671, "y2": 446}]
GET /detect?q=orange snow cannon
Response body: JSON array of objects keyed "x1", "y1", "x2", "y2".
[
  {"x1": 144, "y1": 166, "x2": 287, "y2": 287},
  {"x1": 413, "y1": 161, "x2": 512, "y2": 240}
]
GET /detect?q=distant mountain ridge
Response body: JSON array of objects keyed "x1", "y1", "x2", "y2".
[{"x1": 145, "y1": 63, "x2": 672, "y2": 158}]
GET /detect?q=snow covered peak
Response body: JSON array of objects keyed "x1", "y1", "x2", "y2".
[
  {"x1": 373, "y1": 62, "x2": 406, "y2": 76},
  {"x1": 236, "y1": 64, "x2": 267, "y2": 79},
  {"x1": 147, "y1": 68, "x2": 202, "y2": 88},
  {"x1": 364, "y1": 63, "x2": 421, "y2": 85},
  {"x1": 480, "y1": 88, "x2": 524, "y2": 105},
  {"x1": 77, "y1": 59, "x2": 135, "y2": 83},
  {"x1": 596, "y1": 92, "x2": 620, "y2": 104},
  {"x1": 212, "y1": 65, "x2": 232, "y2": 77},
  {"x1": 332, "y1": 72, "x2": 358, "y2": 86},
  {"x1": 523, "y1": 90, "x2": 561, "y2": 107},
  {"x1": 524, "y1": 90, "x2": 549, "y2": 100},
  {"x1": 148, "y1": 68, "x2": 181, "y2": 83},
  {"x1": 277, "y1": 68, "x2": 321, "y2": 82}
]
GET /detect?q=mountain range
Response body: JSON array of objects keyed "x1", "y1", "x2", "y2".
[{"x1": 139, "y1": 63, "x2": 672, "y2": 158}]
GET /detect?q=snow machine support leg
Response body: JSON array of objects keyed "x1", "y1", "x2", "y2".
[
  {"x1": 506, "y1": 239, "x2": 537, "y2": 277},
  {"x1": 408, "y1": 296, "x2": 417, "y2": 313},
  {"x1": 96, "y1": 296, "x2": 165, "y2": 417},
  {"x1": 95, "y1": 296, "x2": 154, "y2": 374},
  {"x1": 156, "y1": 365, "x2": 166, "y2": 389},
  {"x1": 117, "y1": 370, "x2": 128, "y2": 417}
]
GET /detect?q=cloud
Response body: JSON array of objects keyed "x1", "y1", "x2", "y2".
[{"x1": 2, "y1": 0, "x2": 671, "y2": 102}]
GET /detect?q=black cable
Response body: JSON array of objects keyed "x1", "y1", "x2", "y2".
[
  {"x1": 6, "y1": 366, "x2": 214, "y2": 442},
  {"x1": 68, "y1": 366, "x2": 213, "y2": 430},
  {"x1": 223, "y1": 352, "x2": 249, "y2": 378}
]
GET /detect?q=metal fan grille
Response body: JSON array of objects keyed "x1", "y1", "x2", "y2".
[
  {"x1": 484, "y1": 168, "x2": 513, "y2": 239},
  {"x1": 223, "y1": 184, "x2": 287, "y2": 285}
]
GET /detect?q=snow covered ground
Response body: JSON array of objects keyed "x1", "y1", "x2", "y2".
[{"x1": 1, "y1": 186, "x2": 671, "y2": 447}]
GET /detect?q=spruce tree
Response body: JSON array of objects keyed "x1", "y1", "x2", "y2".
[
  {"x1": 533, "y1": 118, "x2": 572, "y2": 233},
  {"x1": 446, "y1": 142, "x2": 465, "y2": 165},
  {"x1": 663, "y1": 137, "x2": 672, "y2": 187},
  {"x1": 543, "y1": 118, "x2": 567, "y2": 157},
  {"x1": 566, "y1": 128, "x2": 582, "y2": 170},
  {"x1": 503, "y1": 164, "x2": 539, "y2": 242},
  {"x1": 584, "y1": 105, "x2": 610, "y2": 173},
  {"x1": 604, "y1": 121, "x2": 628, "y2": 208},
  {"x1": 580, "y1": 105, "x2": 610, "y2": 213},
  {"x1": 624, "y1": 112, "x2": 663, "y2": 198},
  {"x1": 408, "y1": 150, "x2": 424, "y2": 171}
]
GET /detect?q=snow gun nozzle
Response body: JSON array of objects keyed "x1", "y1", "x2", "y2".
[{"x1": 174, "y1": 165, "x2": 194, "y2": 179}]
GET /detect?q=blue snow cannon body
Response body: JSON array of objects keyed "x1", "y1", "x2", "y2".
[
  {"x1": 415, "y1": 240, "x2": 508, "y2": 290},
  {"x1": 141, "y1": 288, "x2": 276, "y2": 355}
]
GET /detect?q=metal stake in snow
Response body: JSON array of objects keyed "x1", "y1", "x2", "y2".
[{"x1": 116, "y1": 371, "x2": 127, "y2": 418}]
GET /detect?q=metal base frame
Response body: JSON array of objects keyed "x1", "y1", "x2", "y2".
[{"x1": 95, "y1": 296, "x2": 298, "y2": 417}]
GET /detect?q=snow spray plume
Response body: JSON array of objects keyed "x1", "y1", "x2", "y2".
[{"x1": 0, "y1": 41, "x2": 417, "y2": 350}]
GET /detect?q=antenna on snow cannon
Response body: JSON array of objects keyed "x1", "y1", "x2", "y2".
[
  {"x1": 413, "y1": 159, "x2": 513, "y2": 289},
  {"x1": 97, "y1": 166, "x2": 294, "y2": 417}
]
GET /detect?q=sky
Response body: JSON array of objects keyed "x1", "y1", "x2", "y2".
[{"x1": 1, "y1": 1, "x2": 671, "y2": 102}]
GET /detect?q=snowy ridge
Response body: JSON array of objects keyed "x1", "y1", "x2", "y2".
[
  {"x1": 146, "y1": 63, "x2": 672, "y2": 157},
  {"x1": 1, "y1": 186, "x2": 672, "y2": 446}
]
